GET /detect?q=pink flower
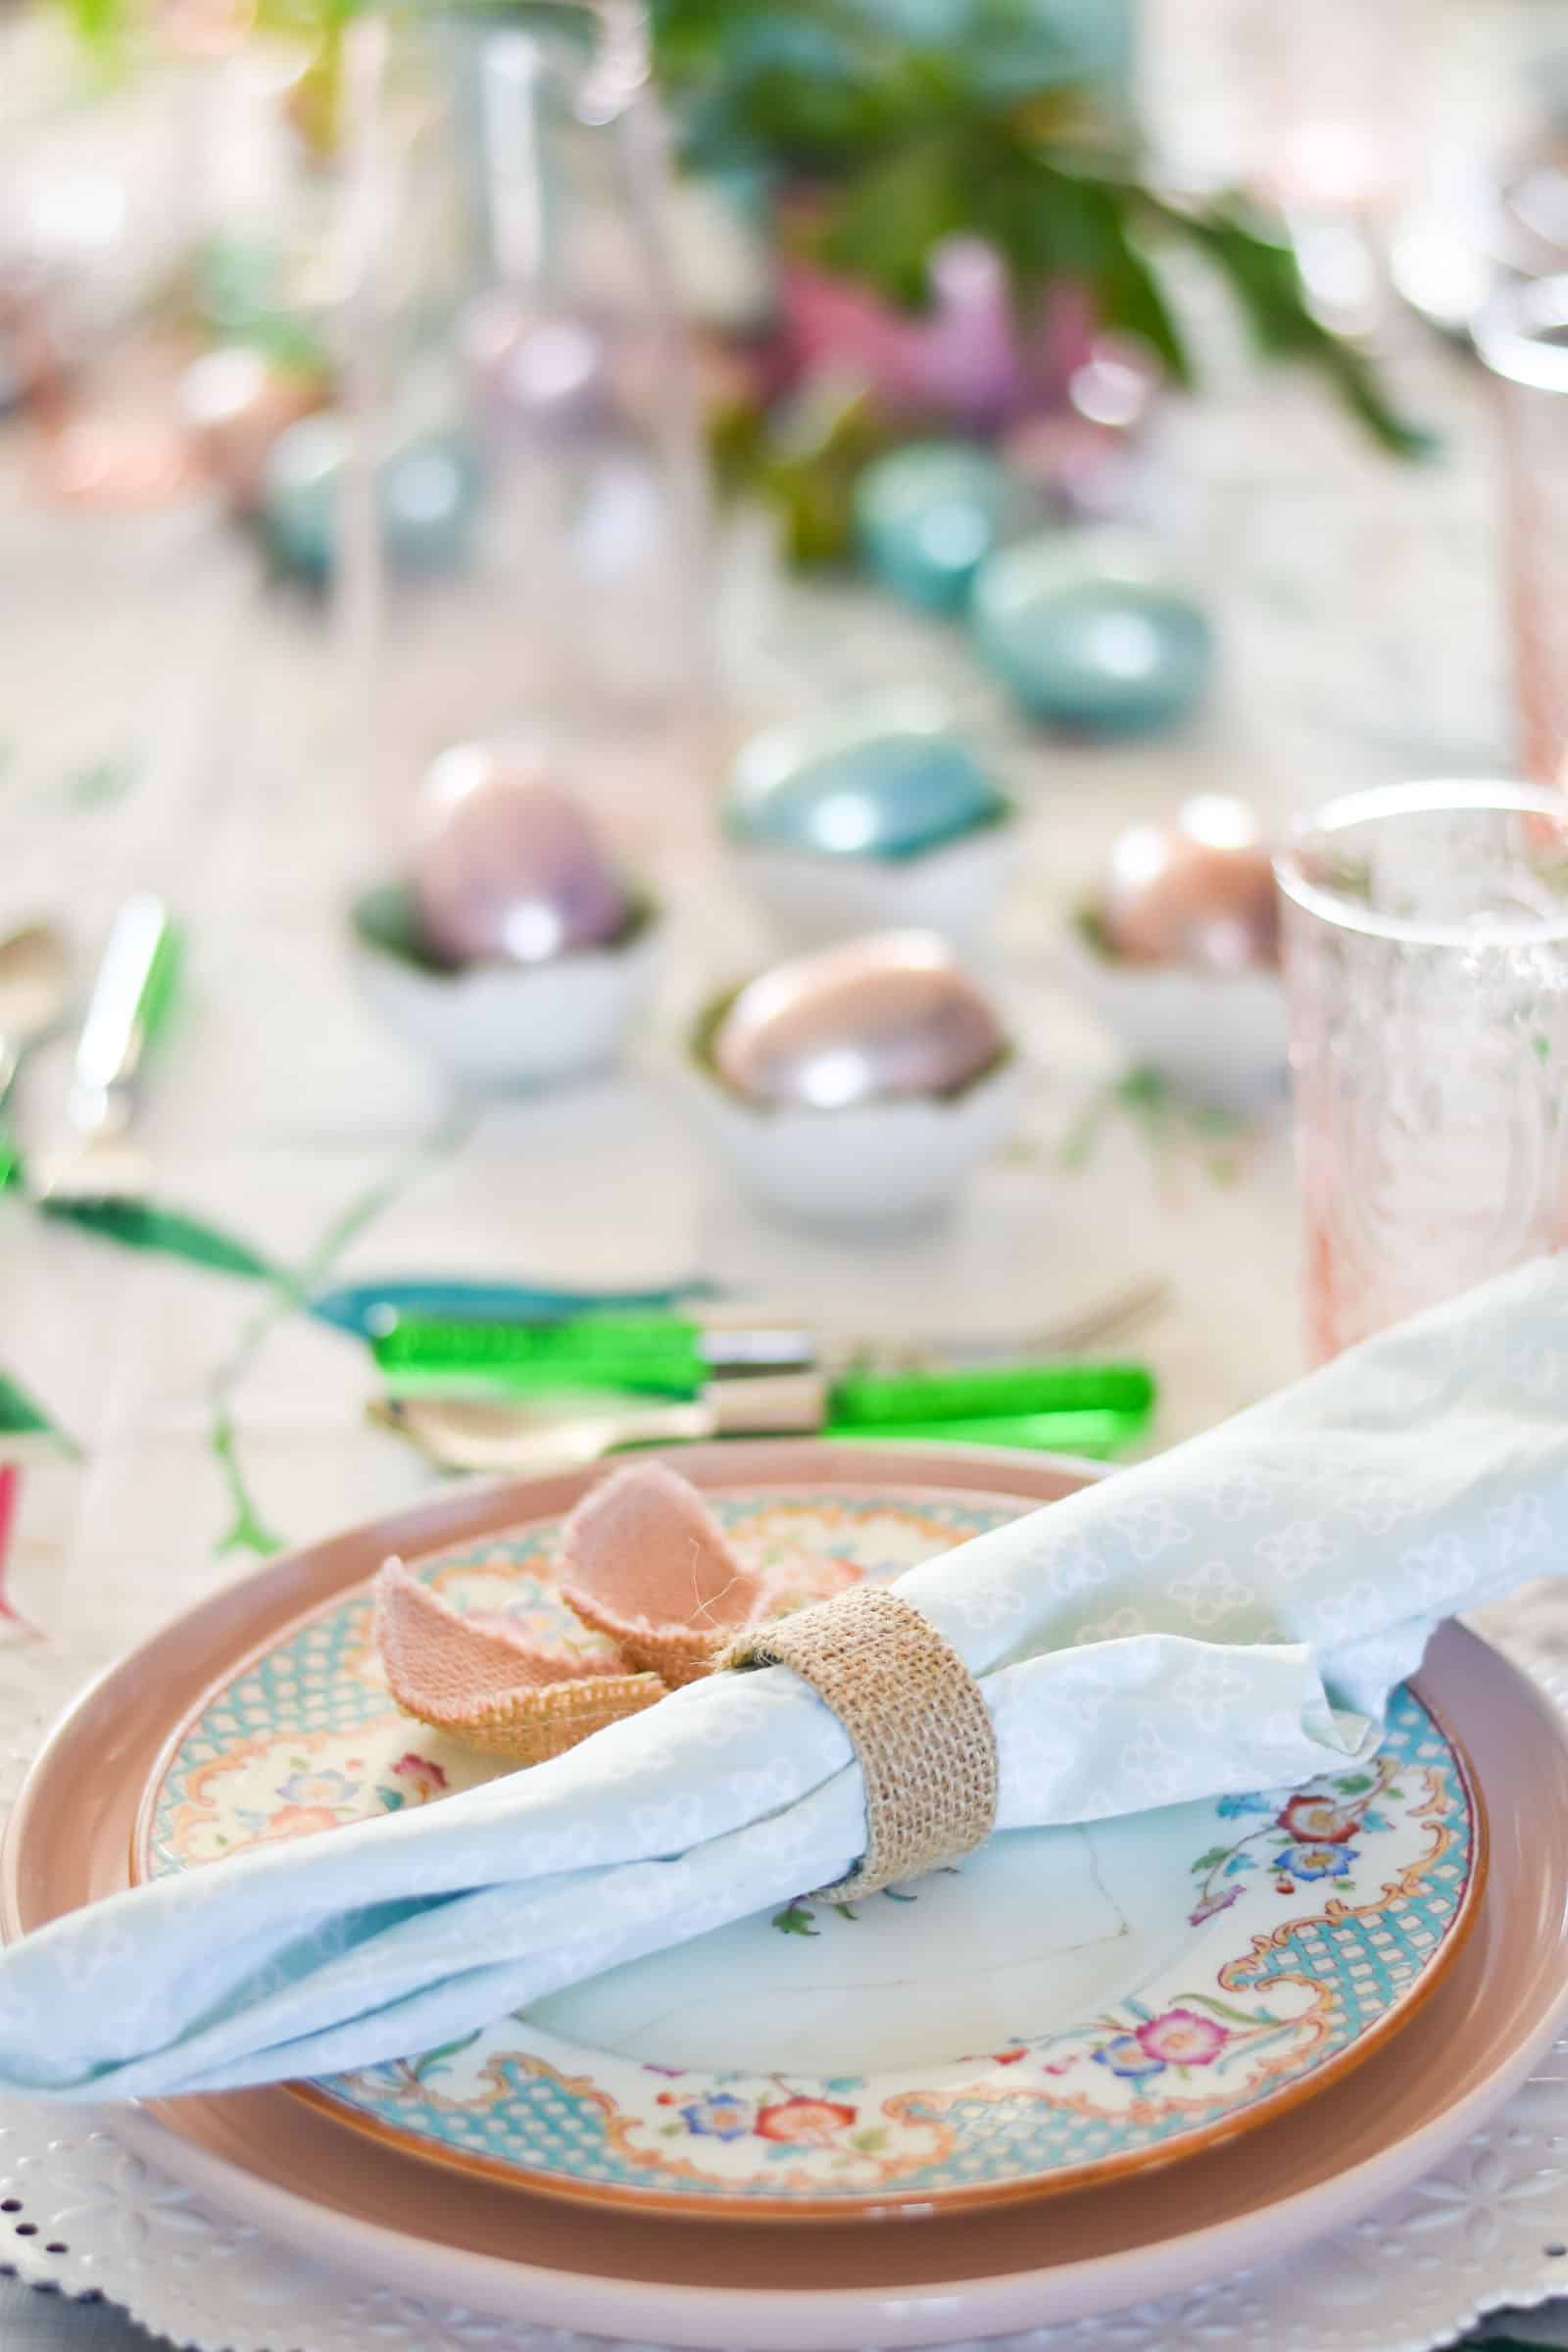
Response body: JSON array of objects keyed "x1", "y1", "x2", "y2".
[
  {"x1": 1134, "y1": 2008, "x2": 1229, "y2": 2067},
  {"x1": 391, "y1": 1752, "x2": 449, "y2": 1800},
  {"x1": 754, "y1": 2095, "x2": 857, "y2": 2148},
  {"x1": 1277, "y1": 1793, "x2": 1356, "y2": 1845}
]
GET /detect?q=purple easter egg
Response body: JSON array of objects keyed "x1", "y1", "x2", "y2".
[{"x1": 411, "y1": 743, "x2": 630, "y2": 968}]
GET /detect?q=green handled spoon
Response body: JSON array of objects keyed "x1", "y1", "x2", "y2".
[{"x1": 0, "y1": 922, "x2": 70, "y2": 1190}]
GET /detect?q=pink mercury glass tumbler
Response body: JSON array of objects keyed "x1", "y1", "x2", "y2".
[{"x1": 1276, "y1": 780, "x2": 1568, "y2": 1361}]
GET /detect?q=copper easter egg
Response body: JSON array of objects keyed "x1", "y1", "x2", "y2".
[
  {"x1": 711, "y1": 931, "x2": 1006, "y2": 1108},
  {"x1": 411, "y1": 744, "x2": 631, "y2": 968},
  {"x1": 1101, "y1": 795, "x2": 1279, "y2": 973}
]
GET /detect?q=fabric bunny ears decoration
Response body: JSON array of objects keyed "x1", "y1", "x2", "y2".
[{"x1": 375, "y1": 1462, "x2": 858, "y2": 1765}]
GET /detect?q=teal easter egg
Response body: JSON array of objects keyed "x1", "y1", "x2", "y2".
[
  {"x1": 261, "y1": 416, "x2": 482, "y2": 580},
  {"x1": 726, "y1": 698, "x2": 1010, "y2": 863},
  {"x1": 854, "y1": 441, "x2": 1010, "y2": 612},
  {"x1": 972, "y1": 532, "x2": 1213, "y2": 733}
]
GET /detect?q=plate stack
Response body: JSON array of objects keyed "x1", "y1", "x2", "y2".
[{"x1": 5, "y1": 1443, "x2": 1565, "y2": 2350}]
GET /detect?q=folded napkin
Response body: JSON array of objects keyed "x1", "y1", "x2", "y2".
[{"x1": 2, "y1": 1255, "x2": 1564, "y2": 2101}]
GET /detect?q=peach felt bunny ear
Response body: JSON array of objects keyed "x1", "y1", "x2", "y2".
[{"x1": 376, "y1": 1460, "x2": 860, "y2": 1766}]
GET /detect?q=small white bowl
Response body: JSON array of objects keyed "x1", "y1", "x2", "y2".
[
  {"x1": 351, "y1": 886, "x2": 661, "y2": 1092},
  {"x1": 688, "y1": 1051, "x2": 1023, "y2": 1228},
  {"x1": 1061, "y1": 926, "x2": 1286, "y2": 1112},
  {"x1": 730, "y1": 825, "x2": 1014, "y2": 955}
]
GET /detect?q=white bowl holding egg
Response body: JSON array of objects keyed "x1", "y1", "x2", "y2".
[
  {"x1": 687, "y1": 931, "x2": 1021, "y2": 1227},
  {"x1": 350, "y1": 740, "x2": 661, "y2": 1091},
  {"x1": 1065, "y1": 796, "x2": 1287, "y2": 1112},
  {"x1": 351, "y1": 883, "x2": 661, "y2": 1092}
]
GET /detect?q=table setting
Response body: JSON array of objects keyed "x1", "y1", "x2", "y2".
[{"x1": 7, "y1": 4, "x2": 1568, "y2": 2351}]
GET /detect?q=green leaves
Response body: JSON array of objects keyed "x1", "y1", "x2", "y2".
[
  {"x1": 39, "y1": 1196, "x2": 279, "y2": 1283},
  {"x1": 661, "y1": 0, "x2": 973, "y2": 177},
  {"x1": 661, "y1": 0, "x2": 1424, "y2": 461},
  {"x1": 409, "y1": 2030, "x2": 484, "y2": 2082},
  {"x1": 1198, "y1": 1996, "x2": 1284, "y2": 2029},
  {"x1": 1191, "y1": 1847, "x2": 1232, "y2": 1874},
  {"x1": 0, "y1": 1370, "x2": 73, "y2": 1447},
  {"x1": 771, "y1": 1901, "x2": 819, "y2": 1936},
  {"x1": 1132, "y1": 192, "x2": 1434, "y2": 459},
  {"x1": 815, "y1": 134, "x2": 974, "y2": 308}
]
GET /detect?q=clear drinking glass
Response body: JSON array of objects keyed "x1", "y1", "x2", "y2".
[
  {"x1": 1276, "y1": 781, "x2": 1568, "y2": 1361},
  {"x1": 1474, "y1": 274, "x2": 1568, "y2": 788}
]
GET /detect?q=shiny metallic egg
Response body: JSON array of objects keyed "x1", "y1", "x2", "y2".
[
  {"x1": 1101, "y1": 795, "x2": 1280, "y2": 972},
  {"x1": 411, "y1": 743, "x2": 631, "y2": 968},
  {"x1": 725, "y1": 696, "x2": 1008, "y2": 865},
  {"x1": 711, "y1": 930, "x2": 1007, "y2": 1108}
]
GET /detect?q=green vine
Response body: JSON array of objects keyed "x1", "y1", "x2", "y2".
[{"x1": 204, "y1": 1104, "x2": 476, "y2": 1558}]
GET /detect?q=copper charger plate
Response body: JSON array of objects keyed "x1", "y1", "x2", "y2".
[{"x1": 4, "y1": 1443, "x2": 1565, "y2": 2351}]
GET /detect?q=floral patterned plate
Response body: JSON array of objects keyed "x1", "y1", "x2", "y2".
[{"x1": 137, "y1": 1485, "x2": 1483, "y2": 2219}]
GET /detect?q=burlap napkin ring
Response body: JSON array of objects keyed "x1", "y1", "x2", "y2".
[{"x1": 721, "y1": 1584, "x2": 999, "y2": 1900}]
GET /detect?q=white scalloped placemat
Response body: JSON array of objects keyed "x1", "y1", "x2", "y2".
[{"x1": 0, "y1": 1588, "x2": 1566, "y2": 2352}]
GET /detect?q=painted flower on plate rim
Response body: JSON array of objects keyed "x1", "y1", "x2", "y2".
[
  {"x1": 1277, "y1": 1793, "x2": 1357, "y2": 1845},
  {"x1": 276, "y1": 1767, "x2": 360, "y2": 1808},
  {"x1": 390, "y1": 1752, "x2": 448, "y2": 1800},
  {"x1": 1093, "y1": 2032, "x2": 1165, "y2": 2079},
  {"x1": 1276, "y1": 1841, "x2": 1355, "y2": 1882},
  {"x1": 755, "y1": 2095, "x2": 858, "y2": 2147},
  {"x1": 266, "y1": 1803, "x2": 344, "y2": 1839},
  {"x1": 1135, "y1": 2008, "x2": 1230, "y2": 2067},
  {"x1": 676, "y1": 2092, "x2": 754, "y2": 2141}
]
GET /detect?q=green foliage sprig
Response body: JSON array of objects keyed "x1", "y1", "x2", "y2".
[{"x1": 653, "y1": 0, "x2": 1428, "y2": 458}]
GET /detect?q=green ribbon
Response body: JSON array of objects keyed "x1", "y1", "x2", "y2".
[{"x1": 38, "y1": 1197, "x2": 278, "y2": 1282}]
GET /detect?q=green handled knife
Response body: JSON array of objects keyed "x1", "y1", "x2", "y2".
[{"x1": 372, "y1": 1358, "x2": 1155, "y2": 1475}]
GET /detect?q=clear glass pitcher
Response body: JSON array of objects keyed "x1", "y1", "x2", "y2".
[{"x1": 323, "y1": 3, "x2": 712, "y2": 847}]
